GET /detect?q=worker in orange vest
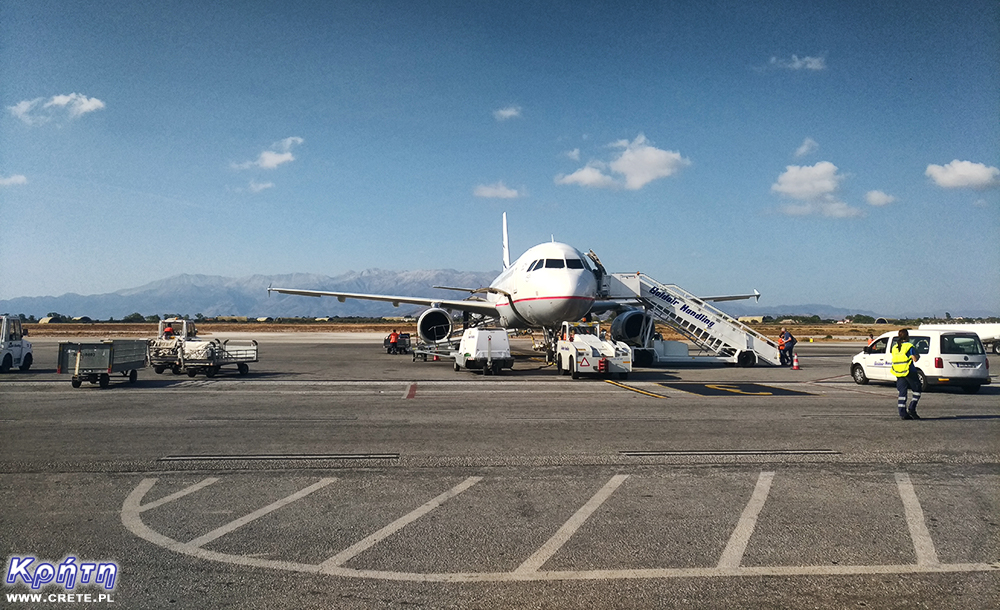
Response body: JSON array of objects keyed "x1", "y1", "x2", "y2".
[
  {"x1": 777, "y1": 335, "x2": 787, "y2": 365},
  {"x1": 388, "y1": 329, "x2": 400, "y2": 354}
]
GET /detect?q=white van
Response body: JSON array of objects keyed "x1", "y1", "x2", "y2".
[{"x1": 851, "y1": 330, "x2": 991, "y2": 393}]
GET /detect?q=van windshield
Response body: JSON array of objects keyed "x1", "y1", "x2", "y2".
[{"x1": 941, "y1": 334, "x2": 984, "y2": 355}]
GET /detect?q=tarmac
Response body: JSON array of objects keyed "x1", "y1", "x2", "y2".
[{"x1": 1, "y1": 336, "x2": 998, "y2": 609}]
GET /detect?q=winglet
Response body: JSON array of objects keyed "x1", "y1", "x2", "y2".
[
  {"x1": 267, "y1": 283, "x2": 272, "y2": 297},
  {"x1": 502, "y1": 212, "x2": 511, "y2": 270},
  {"x1": 754, "y1": 289, "x2": 760, "y2": 302}
]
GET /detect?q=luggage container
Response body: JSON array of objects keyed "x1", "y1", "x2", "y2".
[{"x1": 57, "y1": 340, "x2": 148, "y2": 388}]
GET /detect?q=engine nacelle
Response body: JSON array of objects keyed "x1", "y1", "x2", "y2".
[
  {"x1": 610, "y1": 310, "x2": 647, "y2": 345},
  {"x1": 417, "y1": 308, "x2": 452, "y2": 343}
]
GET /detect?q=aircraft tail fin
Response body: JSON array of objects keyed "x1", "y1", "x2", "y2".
[{"x1": 502, "y1": 212, "x2": 511, "y2": 270}]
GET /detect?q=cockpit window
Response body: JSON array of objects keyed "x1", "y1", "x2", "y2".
[
  {"x1": 544, "y1": 259, "x2": 565, "y2": 269},
  {"x1": 527, "y1": 260, "x2": 541, "y2": 271},
  {"x1": 566, "y1": 259, "x2": 585, "y2": 269}
]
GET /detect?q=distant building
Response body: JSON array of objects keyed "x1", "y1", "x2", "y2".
[
  {"x1": 255, "y1": 317, "x2": 274, "y2": 323},
  {"x1": 738, "y1": 316, "x2": 764, "y2": 324},
  {"x1": 39, "y1": 317, "x2": 58, "y2": 324}
]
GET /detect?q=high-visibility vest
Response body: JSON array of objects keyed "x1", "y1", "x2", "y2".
[
  {"x1": 891, "y1": 341, "x2": 914, "y2": 377},
  {"x1": 389, "y1": 332, "x2": 399, "y2": 343},
  {"x1": 777, "y1": 338, "x2": 785, "y2": 349}
]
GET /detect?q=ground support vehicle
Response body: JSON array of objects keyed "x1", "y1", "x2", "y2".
[
  {"x1": 148, "y1": 318, "x2": 257, "y2": 377},
  {"x1": 383, "y1": 333, "x2": 411, "y2": 354},
  {"x1": 556, "y1": 321, "x2": 632, "y2": 380},
  {"x1": 0, "y1": 315, "x2": 32, "y2": 373},
  {"x1": 57, "y1": 340, "x2": 147, "y2": 389},
  {"x1": 453, "y1": 328, "x2": 514, "y2": 375},
  {"x1": 851, "y1": 329, "x2": 991, "y2": 393}
]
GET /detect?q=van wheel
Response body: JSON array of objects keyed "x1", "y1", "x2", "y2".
[
  {"x1": 19, "y1": 354, "x2": 32, "y2": 371},
  {"x1": 454, "y1": 362, "x2": 460, "y2": 372},
  {"x1": 915, "y1": 370, "x2": 927, "y2": 392},
  {"x1": 851, "y1": 364, "x2": 869, "y2": 385},
  {"x1": 570, "y1": 358, "x2": 579, "y2": 379},
  {"x1": 962, "y1": 384, "x2": 981, "y2": 394}
]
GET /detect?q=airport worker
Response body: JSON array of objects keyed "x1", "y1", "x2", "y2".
[
  {"x1": 891, "y1": 329, "x2": 921, "y2": 420},
  {"x1": 777, "y1": 335, "x2": 787, "y2": 365},
  {"x1": 780, "y1": 328, "x2": 796, "y2": 366},
  {"x1": 388, "y1": 329, "x2": 399, "y2": 354},
  {"x1": 867, "y1": 332, "x2": 875, "y2": 345},
  {"x1": 163, "y1": 324, "x2": 174, "y2": 338}
]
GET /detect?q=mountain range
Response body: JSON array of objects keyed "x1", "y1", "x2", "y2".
[{"x1": 0, "y1": 270, "x2": 922, "y2": 320}]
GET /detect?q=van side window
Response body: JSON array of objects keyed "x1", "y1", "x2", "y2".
[{"x1": 870, "y1": 337, "x2": 889, "y2": 353}]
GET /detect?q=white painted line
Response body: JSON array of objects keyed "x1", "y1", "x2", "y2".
[
  {"x1": 717, "y1": 471, "x2": 775, "y2": 569},
  {"x1": 138, "y1": 477, "x2": 219, "y2": 513},
  {"x1": 122, "y1": 478, "x2": 999, "y2": 583},
  {"x1": 515, "y1": 474, "x2": 629, "y2": 574},
  {"x1": 895, "y1": 472, "x2": 939, "y2": 566},
  {"x1": 187, "y1": 478, "x2": 337, "y2": 548},
  {"x1": 319, "y1": 476, "x2": 482, "y2": 571}
]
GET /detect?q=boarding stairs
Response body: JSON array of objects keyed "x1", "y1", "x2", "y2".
[{"x1": 605, "y1": 273, "x2": 781, "y2": 366}]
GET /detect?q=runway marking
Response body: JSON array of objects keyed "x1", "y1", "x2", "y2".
[
  {"x1": 121, "y1": 475, "x2": 999, "y2": 583},
  {"x1": 138, "y1": 477, "x2": 219, "y2": 513},
  {"x1": 516, "y1": 474, "x2": 629, "y2": 574},
  {"x1": 319, "y1": 476, "x2": 482, "y2": 571},
  {"x1": 188, "y1": 478, "x2": 336, "y2": 548},
  {"x1": 895, "y1": 473, "x2": 939, "y2": 566},
  {"x1": 159, "y1": 454, "x2": 398, "y2": 462},
  {"x1": 604, "y1": 380, "x2": 669, "y2": 399},
  {"x1": 404, "y1": 383, "x2": 417, "y2": 399},
  {"x1": 717, "y1": 471, "x2": 774, "y2": 569},
  {"x1": 658, "y1": 383, "x2": 813, "y2": 396}
]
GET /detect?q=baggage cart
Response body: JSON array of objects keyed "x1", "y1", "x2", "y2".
[{"x1": 57, "y1": 340, "x2": 148, "y2": 389}]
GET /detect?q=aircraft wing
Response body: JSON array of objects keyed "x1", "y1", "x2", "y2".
[{"x1": 267, "y1": 287, "x2": 500, "y2": 317}]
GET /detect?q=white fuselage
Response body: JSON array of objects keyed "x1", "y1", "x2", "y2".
[{"x1": 486, "y1": 242, "x2": 597, "y2": 329}]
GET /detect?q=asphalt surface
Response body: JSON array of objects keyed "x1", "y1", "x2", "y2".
[{"x1": 2, "y1": 335, "x2": 998, "y2": 609}]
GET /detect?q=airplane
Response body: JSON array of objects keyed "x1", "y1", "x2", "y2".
[{"x1": 267, "y1": 213, "x2": 759, "y2": 361}]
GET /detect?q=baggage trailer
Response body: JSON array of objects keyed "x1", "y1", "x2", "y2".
[
  {"x1": 57, "y1": 340, "x2": 148, "y2": 389},
  {"x1": 148, "y1": 318, "x2": 258, "y2": 377}
]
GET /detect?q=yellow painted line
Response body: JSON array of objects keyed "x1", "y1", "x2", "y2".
[{"x1": 604, "y1": 379, "x2": 669, "y2": 399}]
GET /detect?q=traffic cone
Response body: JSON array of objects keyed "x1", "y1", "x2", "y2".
[{"x1": 792, "y1": 353, "x2": 800, "y2": 370}]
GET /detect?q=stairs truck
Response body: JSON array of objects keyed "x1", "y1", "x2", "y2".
[
  {"x1": 148, "y1": 318, "x2": 258, "y2": 377},
  {"x1": 0, "y1": 315, "x2": 32, "y2": 373},
  {"x1": 556, "y1": 320, "x2": 632, "y2": 379}
]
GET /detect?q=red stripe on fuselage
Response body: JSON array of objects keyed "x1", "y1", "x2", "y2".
[{"x1": 496, "y1": 296, "x2": 595, "y2": 307}]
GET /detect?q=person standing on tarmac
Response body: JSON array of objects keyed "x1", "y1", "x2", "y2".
[
  {"x1": 780, "y1": 328, "x2": 796, "y2": 366},
  {"x1": 891, "y1": 328, "x2": 922, "y2": 420},
  {"x1": 777, "y1": 334, "x2": 787, "y2": 366},
  {"x1": 388, "y1": 329, "x2": 400, "y2": 354}
]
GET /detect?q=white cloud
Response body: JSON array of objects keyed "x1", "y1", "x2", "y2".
[
  {"x1": 609, "y1": 134, "x2": 691, "y2": 190},
  {"x1": 769, "y1": 54, "x2": 826, "y2": 70},
  {"x1": 795, "y1": 137, "x2": 818, "y2": 158},
  {"x1": 780, "y1": 201, "x2": 864, "y2": 218},
  {"x1": 0, "y1": 174, "x2": 28, "y2": 186},
  {"x1": 925, "y1": 160, "x2": 1000, "y2": 189},
  {"x1": 771, "y1": 161, "x2": 842, "y2": 200},
  {"x1": 865, "y1": 190, "x2": 896, "y2": 206},
  {"x1": 493, "y1": 106, "x2": 521, "y2": 121},
  {"x1": 474, "y1": 181, "x2": 520, "y2": 199},
  {"x1": 555, "y1": 134, "x2": 690, "y2": 190},
  {"x1": 249, "y1": 180, "x2": 274, "y2": 193},
  {"x1": 772, "y1": 161, "x2": 863, "y2": 218},
  {"x1": 555, "y1": 163, "x2": 617, "y2": 189},
  {"x1": 233, "y1": 137, "x2": 304, "y2": 170},
  {"x1": 565, "y1": 148, "x2": 580, "y2": 161},
  {"x1": 8, "y1": 93, "x2": 105, "y2": 125}
]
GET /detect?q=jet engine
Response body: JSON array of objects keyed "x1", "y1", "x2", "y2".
[
  {"x1": 417, "y1": 308, "x2": 452, "y2": 343},
  {"x1": 610, "y1": 310, "x2": 647, "y2": 345}
]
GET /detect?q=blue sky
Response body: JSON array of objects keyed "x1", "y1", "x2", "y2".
[{"x1": 2, "y1": 0, "x2": 998, "y2": 316}]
